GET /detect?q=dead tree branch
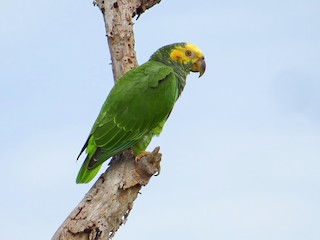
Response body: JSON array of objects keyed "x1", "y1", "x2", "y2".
[{"x1": 52, "y1": 1, "x2": 161, "y2": 239}]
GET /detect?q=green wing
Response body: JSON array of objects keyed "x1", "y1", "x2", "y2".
[{"x1": 76, "y1": 61, "x2": 179, "y2": 183}]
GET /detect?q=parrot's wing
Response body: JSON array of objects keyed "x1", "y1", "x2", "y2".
[{"x1": 79, "y1": 61, "x2": 179, "y2": 174}]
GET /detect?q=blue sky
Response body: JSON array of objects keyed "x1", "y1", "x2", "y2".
[{"x1": 1, "y1": 0, "x2": 320, "y2": 239}]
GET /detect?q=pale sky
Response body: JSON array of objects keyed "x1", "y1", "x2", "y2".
[{"x1": 1, "y1": 0, "x2": 320, "y2": 239}]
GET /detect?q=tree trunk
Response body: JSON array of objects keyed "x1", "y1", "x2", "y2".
[{"x1": 52, "y1": 1, "x2": 161, "y2": 239}]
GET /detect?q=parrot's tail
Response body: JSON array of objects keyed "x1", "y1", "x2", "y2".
[{"x1": 76, "y1": 155, "x2": 102, "y2": 184}]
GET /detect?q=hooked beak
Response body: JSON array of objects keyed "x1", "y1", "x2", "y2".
[{"x1": 191, "y1": 57, "x2": 206, "y2": 77}]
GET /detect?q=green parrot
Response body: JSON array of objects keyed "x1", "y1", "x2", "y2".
[{"x1": 76, "y1": 42, "x2": 206, "y2": 183}]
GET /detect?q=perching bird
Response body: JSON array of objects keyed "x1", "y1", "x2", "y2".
[{"x1": 76, "y1": 42, "x2": 206, "y2": 183}]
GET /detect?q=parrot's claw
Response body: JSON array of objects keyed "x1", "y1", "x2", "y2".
[{"x1": 154, "y1": 164, "x2": 161, "y2": 176}]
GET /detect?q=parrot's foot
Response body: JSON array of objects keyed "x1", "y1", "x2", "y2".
[
  {"x1": 134, "y1": 147, "x2": 161, "y2": 176},
  {"x1": 135, "y1": 152, "x2": 149, "y2": 162}
]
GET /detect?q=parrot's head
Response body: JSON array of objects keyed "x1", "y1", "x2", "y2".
[{"x1": 150, "y1": 42, "x2": 206, "y2": 77}]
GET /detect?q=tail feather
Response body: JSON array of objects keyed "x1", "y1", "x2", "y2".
[{"x1": 76, "y1": 155, "x2": 102, "y2": 184}]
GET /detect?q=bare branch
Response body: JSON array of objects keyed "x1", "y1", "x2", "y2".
[
  {"x1": 52, "y1": 1, "x2": 162, "y2": 239},
  {"x1": 95, "y1": 0, "x2": 161, "y2": 80}
]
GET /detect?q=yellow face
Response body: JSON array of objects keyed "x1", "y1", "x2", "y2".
[{"x1": 170, "y1": 43, "x2": 206, "y2": 77}]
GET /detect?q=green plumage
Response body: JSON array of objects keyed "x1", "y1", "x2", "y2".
[{"x1": 76, "y1": 43, "x2": 201, "y2": 183}]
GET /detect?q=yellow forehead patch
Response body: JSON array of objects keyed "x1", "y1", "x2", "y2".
[{"x1": 170, "y1": 43, "x2": 204, "y2": 64}]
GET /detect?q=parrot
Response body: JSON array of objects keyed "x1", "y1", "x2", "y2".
[{"x1": 76, "y1": 42, "x2": 206, "y2": 183}]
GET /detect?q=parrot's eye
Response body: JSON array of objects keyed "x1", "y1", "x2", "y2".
[{"x1": 185, "y1": 50, "x2": 194, "y2": 58}]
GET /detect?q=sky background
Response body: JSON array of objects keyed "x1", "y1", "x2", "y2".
[{"x1": 1, "y1": 0, "x2": 320, "y2": 239}]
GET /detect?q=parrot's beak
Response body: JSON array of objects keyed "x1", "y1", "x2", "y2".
[{"x1": 191, "y1": 57, "x2": 206, "y2": 77}]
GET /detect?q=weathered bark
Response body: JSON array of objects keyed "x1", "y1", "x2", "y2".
[
  {"x1": 96, "y1": 0, "x2": 161, "y2": 80},
  {"x1": 52, "y1": 0, "x2": 161, "y2": 239}
]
